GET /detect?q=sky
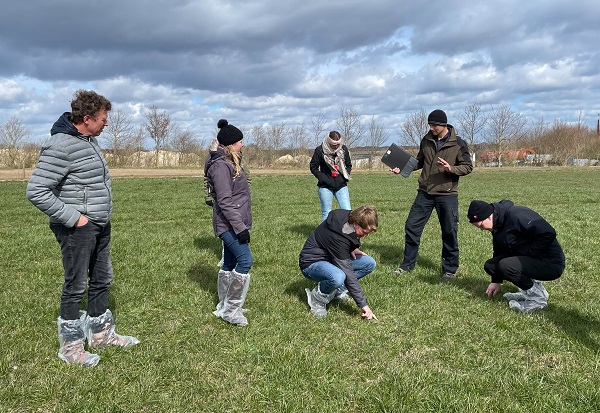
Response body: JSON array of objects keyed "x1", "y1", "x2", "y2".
[{"x1": 1, "y1": 0, "x2": 599, "y2": 147}]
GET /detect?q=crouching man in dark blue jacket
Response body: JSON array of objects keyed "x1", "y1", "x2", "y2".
[
  {"x1": 299, "y1": 205, "x2": 378, "y2": 320},
  {"x1": 467, "y1": 200, "x2": 565, "y2": 313}
]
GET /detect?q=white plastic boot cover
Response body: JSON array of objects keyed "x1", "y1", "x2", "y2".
[
  {"x1": 305, "y1": 284, "x2": 336, "y2": 317},
  {"x1": 212, "y1": 270, "x2": 231, "y2": 317},
  {"x1": 57, "y1": 313, "x2": 100, "y2": 367},
  {"x1": 221, "y1": 270, "x2": 250, "y2": 326},
  {"x1": 509, "y1": 281, "x2": 549, "y2": 313},
  {"x1": 83, "y1": 309, "x2": 140, "y2": 348}
]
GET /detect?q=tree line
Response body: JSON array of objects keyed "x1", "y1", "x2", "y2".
[{"x1": 1, "y1": 104, "x2": 599, "y2": 169}]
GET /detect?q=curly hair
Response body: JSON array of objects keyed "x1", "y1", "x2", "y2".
[{"x1": 70, "y1": 90, "x2": 112, "y2": 124}]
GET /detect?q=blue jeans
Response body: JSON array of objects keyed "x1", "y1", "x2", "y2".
[
  {"x1": 401, "y1": 190, "x2": 459, "y2": 274},
  {"x1": 50, "y1": 221, "x2": 115, "y2": 320},
  {"x1": 301, "y1": 255, "x2": 376, "y2": 294},
  {"x1": 219, "y1": 230, "x2": 253, "y2": 274},
  {"x1": 318, "y1": 186, "x2": 351, "y2": 221}
]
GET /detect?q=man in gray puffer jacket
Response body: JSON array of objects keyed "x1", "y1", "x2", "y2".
[{"x1": 26, "y1": 90, "x2": 139, "y2": 367}]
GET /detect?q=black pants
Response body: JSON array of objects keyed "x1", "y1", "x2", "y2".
[
  {"x1": 50, "y1": 221, "x2": 114, "y2": 320},
  {"x1": 402, "y1": 191, "x2": 459, "y2": 273},
  {"x1": 484, "y1": 254, "x2": 564, "y2": 290}
]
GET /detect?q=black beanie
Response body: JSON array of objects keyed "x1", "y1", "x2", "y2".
[
  {"x1": 217, "y1": 119, "x2": 243, "y2": 146},
  {"x1": 467, "y1": 200, "x2": 493, "y2": 223},
  {"x1": 428, "y1": 109, "x2": 447, "y2": 126}
]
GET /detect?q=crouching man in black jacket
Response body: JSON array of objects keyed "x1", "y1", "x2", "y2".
[
  {"x1": 299, "y1": 205, "x2": 378, "y2": 320},
  {"x1": 467, "y1": 200, "x2": 565, "y2": 313}
]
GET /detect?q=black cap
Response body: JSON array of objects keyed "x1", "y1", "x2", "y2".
[
  {"x1": 428, "y1": 109, "x2": 447, "y2": 126},
  {"x1": 467, "y1": 200, "x2": 493, "y2": 223}
]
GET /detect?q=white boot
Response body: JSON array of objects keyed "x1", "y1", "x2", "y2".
[
  {"x1": 57, "y1": 314, "x2": 100, "y2": 367},
  {"x1": 305, "y1": 284, "x2": 336, "y2": 317},
  {"x1": 221, "y1": 270, "x2": 250, "y2": 326},
  {"x1": 509, "y1": 281, "x2": 548, "y2": 313},
  {"x1": 83, "y1": 309, "x2": 140, "y2": 348}
]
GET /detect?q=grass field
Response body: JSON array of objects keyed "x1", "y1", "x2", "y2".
[{"x1": 1, "y1": 168, "x2": 599, "y2": 412}]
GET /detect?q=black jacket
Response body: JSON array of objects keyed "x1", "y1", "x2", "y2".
[
  {"x1": 309, "y1": 145, "x2": 352, "y2": 191},
  {"x1": 299, "y1": 209, "x2": 368, "y2": 308},
  {"x1": 491, "y1": 200, "x2": 565, "y2": 266}
]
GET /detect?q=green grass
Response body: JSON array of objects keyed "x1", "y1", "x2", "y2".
[{"x1": 1, "y1": 168, "x2": 600, "y2": 412}]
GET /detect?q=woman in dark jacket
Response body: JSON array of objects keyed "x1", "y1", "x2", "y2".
[
  {"x1": 206, "y1": 119, "x2": 252, "y2": 326},
  {"x1": 310, "y1": 131, "x2": 352, "y2": 221}
]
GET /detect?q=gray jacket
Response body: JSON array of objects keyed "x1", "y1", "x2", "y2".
[
  {"x1": 26, "y1": 113, "x2": 112, "y2": 228},
  {"x1": 206, "y1": 147, "x2": 252, "y2": 237}
]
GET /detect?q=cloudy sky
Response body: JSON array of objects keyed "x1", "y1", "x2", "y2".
[{"x1": 1, "y1": 0, "x2": 599, "y2": 146}]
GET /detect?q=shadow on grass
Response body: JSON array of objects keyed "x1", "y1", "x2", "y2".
[
  {"x1": 283, "y1": 278, "x2": 359, "y2": 317},
  {"x1": 192, "y1": 235, "x2": 222, "y2": 258},
  {"x1": 187, "y1": 262, "x2": 219, "y2": 305},
  {"x1": 544, "y1": 304, "x2": 600, "y2": 353},
  {"x1": 288, "y1": 224, "x2": 315, "y2": 238}
]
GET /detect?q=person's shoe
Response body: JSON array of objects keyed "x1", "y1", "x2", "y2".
[
  {"x1": 441, "y1": 272, "x2": 456, "y2": 282},
  {"x1": 392, "y1": 266, "x2": 409, "y2": 277}
]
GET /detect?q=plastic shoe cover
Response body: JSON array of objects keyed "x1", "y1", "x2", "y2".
[
  {"x1": 529, "y1": 280, "x2": 549, "y2": 301},
  {"x1": 217, "y1": 246, "x2": 225, "y2": 267},
  {"x1": 509, "y1": 299, "x2": 547, "y2": 313},
  {"x1": 503, "y1": 289, "x2": 527, "y2": 301},
  {"x1": 392, "y1": 266, "x2": 408, "y2": 277},
  {"x1": 212, "y1": 270, "x2": 231, "y2": 317},
  {"x1": 57, "y1": 316, "x2": 99, "y2": 367},
  {"x1": 221, "y1": 271, "x2": 250, "y2": 326},
  {"x1": 333, "y1": 286, "x2": 352, "y2": 302},
  {"x1": 83, "y1": 309, "x2": 140, "y2": 348},
  {"x1": 305, "y1": 285, "x2": 336, "y2": 318}
]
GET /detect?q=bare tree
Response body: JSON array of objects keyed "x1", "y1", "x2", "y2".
[
  {"x1": 336, "y1": 108, "x2": 364, "y2": 148},
  {"x1": 249, "y1": 125, "x2": 268, "y2": 167},
  {"x1": 0, "y1": 116, "x2": 30, "y2": 168},
  {"x1": 267, "y1": 123, "x2": 287, "y2": 164},
  {"x1": 310, "y1": 112, "x2": 327, "y2": 147},
  {"x1": 171, "y1": 128, "x2": 202, "y2": 166},
  {"x1": 457, "y1": 104, "x2": 487, "y2": 163},
  {"x1": 366, "y1": 116, "x2": 389, "y2": 168},
  {"x1": 126, "y1": 125, "x2": 147, "y2": 167},
  {"x1": 104, "y1": 108, "x2": 133, "y2": 167},
  {"x1": 287, "y1": 123, "x2": 310, "y2": 158},
  {"x1": 144, "y1": 105, "x2": 171, "y2": 168},
  {"x1": 399, "y1": 108, "x2": 428, "y2": 148},
  {"x1": 486, "y1": 104, "x2": 527, "y2": 166}
]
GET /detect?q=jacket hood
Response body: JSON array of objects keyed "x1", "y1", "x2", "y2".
[
  {"x1": 50, "y1": 112, "x2": 82, "y2": 137},
  {"x1": 50, "y1": 112, "x2": 83, "y2": 136},
  {"x1": 491, "y1": 199, "x2": 515, "y2": 229},
  {"x1": 325, "y1": 209, "x2": 357, "y2": 240}
]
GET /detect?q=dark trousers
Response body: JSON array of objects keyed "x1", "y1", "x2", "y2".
[
  {"x1": 401, "y1": 190, "x2": 459, "y2": 273},
  {"x1": 50, "y1": 221, "x2": 114, "y2": 320},
  {"x1": 484, "y1": 254, "x2": 564, "y2": 290}
]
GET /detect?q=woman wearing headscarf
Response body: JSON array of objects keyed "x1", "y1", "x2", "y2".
[{"x1": 309, "y1": 131, "x2": 352, "y2": 221}]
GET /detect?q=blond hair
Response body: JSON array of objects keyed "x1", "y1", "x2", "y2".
[{"x1": 348, "y1": 205, "x2": 378, "y2": 232}]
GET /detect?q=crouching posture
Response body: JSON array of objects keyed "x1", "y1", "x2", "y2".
[
  {"x1": 467, "y1": 200, "x2": 565, "y2": 313},
  {"x1": 26, "y1": 90, "x2": 139, "y2": 367},
  {"x1": 299, "y1": 206, "x2": 378, "y2": 320},
  {"x1": 206, "y1": 119, "x2": 252, "y2": 326}
]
